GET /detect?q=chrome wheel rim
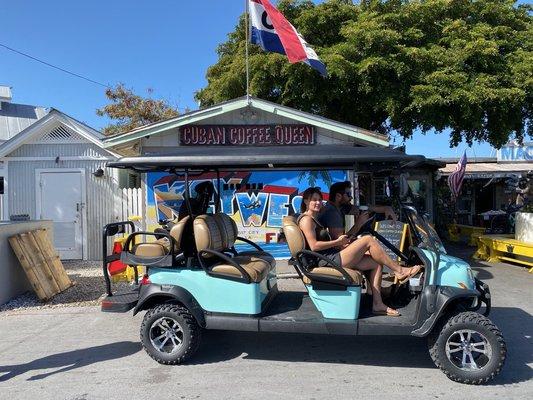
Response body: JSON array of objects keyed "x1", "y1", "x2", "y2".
[
  {"x1": 149, "y1": 317, "x2": 184, "y2": 354},
  {"x1": 445, "y1": 329, "x2": 492, "y2": 371}
]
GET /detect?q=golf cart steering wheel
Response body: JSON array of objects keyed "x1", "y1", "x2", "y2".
[{"x1": 348, "y1": 212, "x2": 377, "y2": 238}]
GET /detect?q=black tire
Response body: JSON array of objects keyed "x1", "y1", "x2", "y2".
[
  {"x1": 140, "y1": 304, "x2": 201, "y2": 365},
  {"x1": 428, "y1": 311, "x2": 506, "y2": 384}
]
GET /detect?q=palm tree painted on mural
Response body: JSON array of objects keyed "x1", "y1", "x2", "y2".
[{"x1": 297, "y1": 170, "x2": 333, "y2": 189}]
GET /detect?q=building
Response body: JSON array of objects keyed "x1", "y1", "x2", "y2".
[
  {"x1": 103, "y1": 96, "x2": 441, "y2": 253},
  {"x1": 0, "y1": 92, "x2": 442, "y2": 260},
  {"x1": 437, "y1": 142, "x2": 532, "y2": 227},
  {"x1": 0, "y1": 88, "x2": 126, "y2": 260}
]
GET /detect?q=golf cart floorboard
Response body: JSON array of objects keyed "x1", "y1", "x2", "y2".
[
  {"x1": 357, "y1": 293, "x2": 419, "y2": 335},
  {"x1": 254, "y1": 291, "x2": 419, "y2": 336},
  {"x1": 205, "y1": 291, "x2": 420, "y2": 335}
]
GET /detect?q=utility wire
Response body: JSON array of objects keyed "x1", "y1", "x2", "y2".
[{"x1": 0, "y1": 42, "x2": 110, "y2": 88}]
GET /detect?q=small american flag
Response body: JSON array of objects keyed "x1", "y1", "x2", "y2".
[{"x1": 448, "y1": 151, "x2": 468, "y2": 199}]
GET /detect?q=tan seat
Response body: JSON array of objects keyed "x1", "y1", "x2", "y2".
[
  {"x1": 133, "y1": 242, "x2": 167, "y2": 257},
  {"x1": 282, "y1": 215, "x2": 362, "y2": 286},
  {"x1": 213, "y1": 213, "x2": 275, "y2": 270},
  {"x1": 194, "y1": 215, "x2": 269, "y2": 283},
  {"x1": 133, "y1": 216, "x2": 190, "y2": 257},
  {"x1": 211, "y1": 255, "x2": 270, "y2": 283}
]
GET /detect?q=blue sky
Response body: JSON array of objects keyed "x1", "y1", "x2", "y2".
[{"x1": 0, "y1": 0, "x2": 509, "y2": 158}]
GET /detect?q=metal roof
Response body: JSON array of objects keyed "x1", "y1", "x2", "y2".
[
  {"x1": 103, "y1": 96, "x2": 390, "y2": 150},
  {"x1": 107, "y1": 145, "x2": 440, "y2": 172},
  {"x1": 440, "y1": 162, "x2": 532, "y2": 177},
  {"x1": 0, "y1": 102, "x2": 48, "y2": 142},
  {"x1": 0, "y1": 109, "x2": 119, "y2": 158},
  {"x1": 436, "y1": 157, "x2": 497, "y2": 164}
]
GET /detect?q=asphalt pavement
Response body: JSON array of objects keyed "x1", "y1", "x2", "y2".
[{"x1": 0, "y1": 245, "x2": 531, "y2": 400}]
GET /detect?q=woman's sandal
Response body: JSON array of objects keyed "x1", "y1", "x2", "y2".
[
  {"x1": 396, "y1": 265, "x2": 424, "y2": 285},
  {"x1": 372, "y1": 307, "x2": 401, "y2": 317}
]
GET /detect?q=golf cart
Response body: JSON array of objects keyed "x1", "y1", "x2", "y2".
[{"x1": 101, "y1": 145, "x2": 506, "y2": 385}]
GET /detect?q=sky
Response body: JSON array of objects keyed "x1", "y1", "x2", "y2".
[{"x1": 0, "y1": 0, "x2": 508, "y2": 159}]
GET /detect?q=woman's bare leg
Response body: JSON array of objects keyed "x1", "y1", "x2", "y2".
[
  {"x1": 340, "y1": 236, "x2": 418, "y2": 278},
  {"x1": 345, "y1": 256, "x2": 396, "y2": 313}
]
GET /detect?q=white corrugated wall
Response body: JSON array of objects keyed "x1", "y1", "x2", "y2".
[{"x1": 7, "y1": 143, "x2": 131, "y2": 260}]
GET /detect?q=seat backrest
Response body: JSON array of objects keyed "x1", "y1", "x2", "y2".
[
  {"x1": 213, "y1": 213, "x2": 238, "y2": 249},
  {"x1": 282, "y1": 216, "x2": 306, "y2": 257},
  {"x1": 169, "y1": 215, "x2": 190, "y2": 252},
  {"x1": 193, "y1": 214, "x2": 224, "y2": 255}
]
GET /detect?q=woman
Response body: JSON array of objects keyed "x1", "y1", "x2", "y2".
[{"x1": 298, "y1": 187, "x2": 422, "y2": 317}]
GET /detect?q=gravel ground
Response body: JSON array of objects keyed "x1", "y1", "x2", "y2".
[
  {"x1": 0, "y1": 260, "x2": 129, "y2": 314},
  {"x1": 0, "y1": 260, "x2": 302, "y2": 315}
]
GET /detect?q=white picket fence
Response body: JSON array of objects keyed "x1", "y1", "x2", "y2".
[{"x1": 118, "y1": 188, "x2": 143, "y2": 222}]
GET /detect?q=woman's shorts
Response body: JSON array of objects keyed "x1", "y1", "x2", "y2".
[{"x1": 318, "y1": 251, "x2": 342, "y2": 267}]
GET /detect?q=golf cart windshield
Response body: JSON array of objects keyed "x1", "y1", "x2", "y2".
[{"x1": 404, "y1": 206, "x2": 446, "y2": 253}]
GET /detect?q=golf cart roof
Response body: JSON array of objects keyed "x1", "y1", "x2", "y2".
[{"x1": 107, "y1": 145, "x2": 443, "y2": 172}]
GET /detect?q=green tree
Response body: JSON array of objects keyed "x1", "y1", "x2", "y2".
[
  {"x1": 196, "y1": 0, "x2": 532, "y2": 148},
  {"x1": 97, "y1": 84, "x2": 179, "y2": 136}
]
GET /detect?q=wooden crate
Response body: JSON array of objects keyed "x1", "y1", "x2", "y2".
[{"x1": 9, "y1": 229, "x2": 72, "y2": 301}]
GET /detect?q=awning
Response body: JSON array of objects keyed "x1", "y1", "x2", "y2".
[
  {"x1": 107, "y1": 145, "x2": 443, "y2": 172},
  {"x1": 440, "y1": 162, "x2": 532, "y2": 179}
]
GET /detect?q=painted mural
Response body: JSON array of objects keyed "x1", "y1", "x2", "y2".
[{"x1": 146, "y1": 170, "x2": 348, "y2": 256}]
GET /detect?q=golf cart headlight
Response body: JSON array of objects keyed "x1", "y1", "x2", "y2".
[{"x1": 467, "y1": 267, "x2": 475, "y2": 284}]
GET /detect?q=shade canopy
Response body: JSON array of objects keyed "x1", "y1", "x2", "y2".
[{"x1": 107, "y1": 145, "x2": 442, "y2": 172}]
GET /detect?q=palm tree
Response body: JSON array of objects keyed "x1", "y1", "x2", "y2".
[{"x1": 297, "y1": 170, "x2": 333, "y2": 189}]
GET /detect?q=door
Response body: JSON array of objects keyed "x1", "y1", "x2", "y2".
[{"x1": 37, "y1": 170, "x2": 85, "y2": 259}]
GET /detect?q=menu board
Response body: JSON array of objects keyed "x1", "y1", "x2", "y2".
[{"x1": 373, "y1": 220, "x2": 408, "y2": 261}]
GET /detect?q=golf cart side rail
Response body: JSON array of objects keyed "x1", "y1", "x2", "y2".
[
  {"x1": 198, "y1": 249, "x2": 253, "y2": 284},
  {"x1": 119, "y1": 231, "x2": 178, "y2": 271},
  {"x1": 296, "y1": 249, "x2": 357, "y2": 286}
]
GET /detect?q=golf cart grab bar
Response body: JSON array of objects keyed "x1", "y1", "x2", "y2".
[
  {"x1": 235, "y1": 236, "x2": 264, "y2": 252},
  {"x1": 102, "y1": 221, "x2": 136, "y2": 297},
  {"x1": 122, "y1": 231, "x2": 176, "y2": 255},
  {"x1": 120, "y1": 231, "x2": 178, "y2": 270},
  {"x1": 198, "y1": 249, "x2": 252, "y2": 284},
  {"x1": 297, "y1": 249, "x2": 354, "y2": 285}
]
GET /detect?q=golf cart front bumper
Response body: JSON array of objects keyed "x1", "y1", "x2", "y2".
[{"x1": 411, "y1": 279, "x2": 492, "y2": 337}]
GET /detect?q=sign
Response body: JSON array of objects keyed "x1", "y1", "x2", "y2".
[
  {"x1": 179, "y1": 125, "x2": 316, "y2": 146},
  {"x1": 373, "y1": 220, "x2": 408, "y2": 262},
  {"x1": 145, "y1": 170, "x2": 348, "y2": 258},
  {"x1": 497, "y1": 142, "x2": 532, "y2": 162}
]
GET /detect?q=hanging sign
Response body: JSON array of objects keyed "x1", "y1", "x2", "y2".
[{"x1": 179, "y1": 125, "x2": 316, "y2": 146}]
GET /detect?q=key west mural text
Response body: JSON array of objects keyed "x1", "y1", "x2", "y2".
[{"x1": 146, "y1": 170, "x2": 347, "y2": 245}]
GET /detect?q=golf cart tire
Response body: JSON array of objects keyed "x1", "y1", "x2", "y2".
[
  {"x1": 140, "y1": 304, "x2": 202, "y2": 365},
  {"x1": 428, "y1": 311, "x2": 506, "y2": 384}
]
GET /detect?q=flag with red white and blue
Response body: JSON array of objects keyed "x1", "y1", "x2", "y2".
[
  {"x1": 249, "y1": 0, "x2": 327, "y2": 76},
  {"x1": 448, "y1": 151, "x2": 468, "y2": 199}
]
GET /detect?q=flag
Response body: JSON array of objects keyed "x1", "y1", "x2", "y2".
[
  {"x1": 448, "y1": 151, "x2": 468, "y2": 199},
  {"x1": 249, "y1": 0, "x2": 327, "y2": 76}
]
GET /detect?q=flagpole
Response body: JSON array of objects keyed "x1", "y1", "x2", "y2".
[{"x1": 245, "y1": 0, "x2": 251, "y2": 103}]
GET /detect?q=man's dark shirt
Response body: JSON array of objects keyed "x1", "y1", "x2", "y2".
[{"x1": 318, "y1": 202, "x2": 345, "y2": 231}]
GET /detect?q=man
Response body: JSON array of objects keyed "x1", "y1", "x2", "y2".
[{"x1": 319, "y1": 181, "x2": 397, "y2": 240}]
